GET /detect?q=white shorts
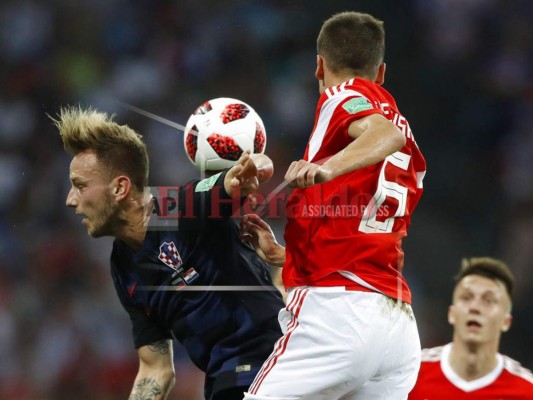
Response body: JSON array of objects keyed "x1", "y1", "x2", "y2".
[{"x1": 244, "y1": 287, "x2": 421, "y2": 400}]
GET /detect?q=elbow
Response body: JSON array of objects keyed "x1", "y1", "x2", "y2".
[
  {"x1": 167, "y1": 373, "x2": 176, "y2": 393},
  {"x1": 392, "y1": 129, "x2": 406, "y2": 152},
  {"x1": 160, "y1": 370, "x2": 176, "y2": 397},
  {"x1": 162, "y1": 367, "x2": 176, "y2": 386},
  {"x1": 156, "y1": 367, "x2": 176, "y2": 394}
]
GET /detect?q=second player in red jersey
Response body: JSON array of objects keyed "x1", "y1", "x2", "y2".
[
  {"x1": 409, "y1": 257, "x2": 533, "y2": 400},
  {"x1": 410, "y1": 344, "x2": 533, "y2": 399}
]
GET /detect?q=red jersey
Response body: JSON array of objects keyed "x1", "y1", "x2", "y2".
[
  {"x1": 409, "y1": 344, "x2": 533, "y2": 399},
  {"x1": 283, "y1": 78, "x2": 426, "y2": 303}
]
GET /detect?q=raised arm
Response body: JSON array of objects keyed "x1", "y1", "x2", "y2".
[
  {"x1": 285, "y1": 113, "x2": 405, "y2": 188},
  {"x1": 129, "y1": 339, "x2": 175, "y2": 400}
]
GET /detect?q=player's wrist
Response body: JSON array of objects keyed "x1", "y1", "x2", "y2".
[
  {"x1": 269, "y1": 244, "x2": 286, "y2": 267},
  {"x1": 316, "y1": 164, "x2": 336, "y2": 183}
]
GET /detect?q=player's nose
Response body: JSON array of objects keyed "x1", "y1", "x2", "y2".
[
  {"x1": 66, "y1": 187, "x2": 78, "y2": 207},
  {"x1": 468, "y1": 298, "x2": 482, "y2": 314}
]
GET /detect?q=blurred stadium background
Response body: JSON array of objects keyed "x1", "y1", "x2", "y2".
[{"x1": 0, "y1": 0, "x2": 531, "y2": 398}]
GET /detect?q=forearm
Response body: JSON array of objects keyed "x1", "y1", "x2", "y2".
[
  {"x1": 322, "y1": 126, "x2": 405, "y2": 180},
  {"x1": 129, "y1": 370, "x2": 175, "y2": 400}
]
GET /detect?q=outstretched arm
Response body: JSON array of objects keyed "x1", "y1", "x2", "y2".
[
  {"x1": 129, "y1": 340, "x2": 175, "y2": 400},
  {"x1": 285, "y1": 113, "x2": 406, "y2": 188},
  {"x1": 224, "y1": 152, "x2": 273, "y2": 197},
  {"x1": 240, "y1": 214, "x2": 285, "y2": 268}
]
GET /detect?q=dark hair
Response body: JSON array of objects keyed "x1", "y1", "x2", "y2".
[
  {"x1": 53, "y1": 106, "x2": 149, "y2": 191},
  {"x1": 455, "y1": 257, "x2": 514, "y2": 299},
  {"x1": 317, "y1": 11, "x2": 385, "y2": 78}
]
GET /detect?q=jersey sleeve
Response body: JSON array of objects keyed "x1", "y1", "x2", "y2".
[
  {"x1": 306, "y1": 90, "x2": 383, "y2": 163},
  {"x1": 110, "y1": 248, "x2": 172, "y2": 349},
  {"x1": 336, "y1": 95, "x2": 382, "y2": 139},
  {"x1": 123, "y1": 302, "x2": 172, "y2": 349}
]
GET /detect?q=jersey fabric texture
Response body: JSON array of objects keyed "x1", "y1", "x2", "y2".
[
  {"x1": 111, "y1": 171, "x2": 284, "y2": 399},
  {"x1": 408, "y1": 344, "x2": 533, "y2": 399},
  {"x1": 283, "y1": 77, "x2": 427, "y2": 303}
]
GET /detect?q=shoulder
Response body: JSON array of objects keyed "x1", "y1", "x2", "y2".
[
  {"x1": 318, "y1": 79, "x2": 380, "y2": 121},
  {"x1": 420, "y1": 345, "x2": 445, "y2": 363},
  {"x1": 501, "y1": 354, "x2": 533, "y2": 385}
]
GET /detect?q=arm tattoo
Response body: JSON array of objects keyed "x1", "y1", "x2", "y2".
[
  {"x1": 129, "y1": 378, "x2": 162, "y2": 400},
  {"x1": 148, "y1": 340, "x2": 170, "y2": 355}
]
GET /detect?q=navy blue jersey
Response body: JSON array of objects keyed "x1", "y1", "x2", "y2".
[{"x1": 110, "y1": 171, "x2": 284, "y2": 398}]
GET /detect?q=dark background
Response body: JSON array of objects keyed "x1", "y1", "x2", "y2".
[{"x1": 1, "y1": 1, "x2": 531, "y2": 398}]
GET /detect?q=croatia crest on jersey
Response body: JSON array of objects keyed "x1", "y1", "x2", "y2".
[{"x1": 158, "y1": 242, "x2": 183, "y2": 272}]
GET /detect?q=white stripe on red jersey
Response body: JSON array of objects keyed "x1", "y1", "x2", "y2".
[{"x1": 308, "y1": 89, "x2": 368, "y2": 162}]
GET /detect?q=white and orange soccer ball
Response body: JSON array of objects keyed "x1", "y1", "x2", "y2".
[{"x1": 184, "y1": 97, "x2": 267, "y2": 171}]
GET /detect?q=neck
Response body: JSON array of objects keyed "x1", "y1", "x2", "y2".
[
  {"x1": 321, "y1": 72, "x2": 374, "y2": 93},
  {"x1": 326, "y1": 74, "x2": 354, "y2": 88},
  {"x1": 115, "y1": 192, "x2": 154, "y2": 252},
  {"x1": 448, "y1": 340, "x2": 499, "y2": 381}
]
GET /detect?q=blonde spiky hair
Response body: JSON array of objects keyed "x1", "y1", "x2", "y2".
[{"x1": 53, "y1": 106, "x2": 149, "y2": 190}]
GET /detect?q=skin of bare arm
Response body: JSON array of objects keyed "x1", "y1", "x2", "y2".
[{"x1": 129, "y1": 339, "x2": 175, "y2": 400}]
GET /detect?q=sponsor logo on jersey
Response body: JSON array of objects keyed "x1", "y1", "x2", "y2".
[
  {"x1": 342, "y1": 97, "x2": 373, "y2": 114},
  {"x1": 158, "y1": 241, "x2": 183, "y2": 271}
]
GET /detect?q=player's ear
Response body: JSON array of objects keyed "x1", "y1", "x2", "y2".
[
  {"x1": 315, "y1": 54, "x2": 324, "y2": 80},
  {"x1": 375, "y1": 63, "x2": 386, "y2": 85},
  {"x1": 502, "y1": 313, "x2": 512, "y2": 332},
  {"x1": 447, "y1": 305, "x2": 456, "y2": 325},
  {"x1": 112, "y1": 175, "x2": 132, "y2": 202}
]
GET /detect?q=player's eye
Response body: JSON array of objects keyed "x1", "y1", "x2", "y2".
[
  {"x1": 459, "y1": 293, "x2": 471, "y2": 300},
  {"x1": 483, "y1": 297, "x2": 497, "y2": 305}
]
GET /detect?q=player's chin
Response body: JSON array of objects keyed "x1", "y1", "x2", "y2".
[
  {"x1": 462, "y1": 332, "x2": 484, "y2": 345},
  {"x1": 87, "y1": 222, "x2": 110, "y2": 238},
  {"x1": 87, "y1": 227, "x2": 102, "y2": 238}
]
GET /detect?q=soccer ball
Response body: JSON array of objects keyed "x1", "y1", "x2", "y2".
[{"x1": 184, "y1": 97, "x2": 267, "y2": 171}]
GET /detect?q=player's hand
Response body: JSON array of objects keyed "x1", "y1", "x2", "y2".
[
  {"x1": 225, "y1": 151, "x2": 259, "y2": 196},
  {"x1": 240, "y1": 214, "x2": 285, "y2": 267},
  {"x1": 284, "y1": 160, "x2": 332, "y2": 188},
  {"x1": 226, "y1": 151, "x2": 274, "y2": 197}
]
